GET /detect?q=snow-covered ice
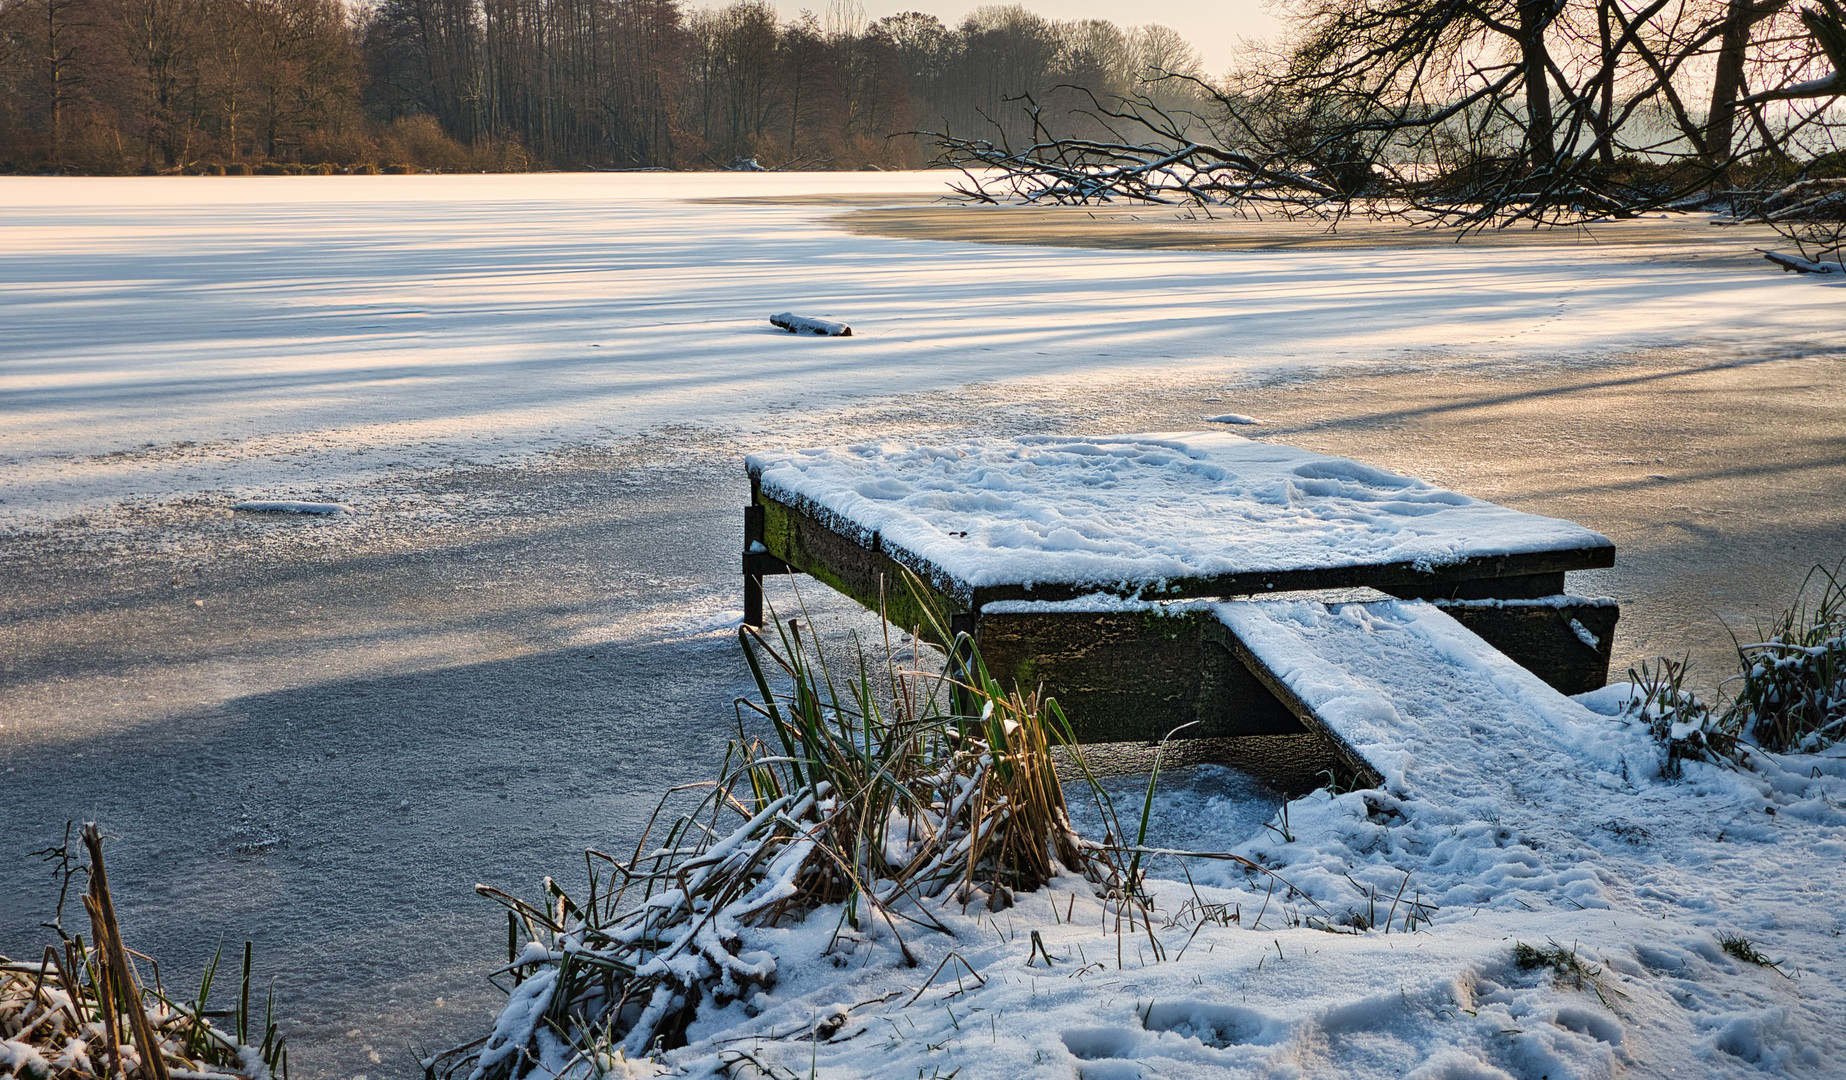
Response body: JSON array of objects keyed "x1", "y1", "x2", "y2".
[
  {"x1": 5, "y1": 173, "x2": 1844, "y2": 1080},
  {"x1": 3, "y1": 172, "x2": 1841, "y2": 532},
  {"x1": 747, "y1": 433, "x2": 1611, "y2": 596}
]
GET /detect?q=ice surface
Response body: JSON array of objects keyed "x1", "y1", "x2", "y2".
[
  {"x1": 4, "y1": 173, "x2": 1842, "y2": 531},
  {"x1": 747, "y1": 433, "x2": 1610, "y2": 595},
  {"x1": 6, "y1": 173, "x2": 1844, "y2": 1080}
]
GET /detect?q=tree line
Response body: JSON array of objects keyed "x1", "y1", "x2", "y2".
[{"x1": 0, "y1": 0, "x2": 1206, "y2": 172}]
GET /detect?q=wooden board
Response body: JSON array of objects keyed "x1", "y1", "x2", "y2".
[
  {"x1": 1213, "y1": 598, "x2": 1624, "y2": 803},
  {"x1": 750, "y1": 487, "x2": 1611, "y2": 611},
  {"x1": 747, "y1": 435, "x2": 1616, "y2": 607}
]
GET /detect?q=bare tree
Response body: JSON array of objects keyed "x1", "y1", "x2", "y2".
[{"x1": 928, "y1": 0, "x2": 1846, "y2": 230}]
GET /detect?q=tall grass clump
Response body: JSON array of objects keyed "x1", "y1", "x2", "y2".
[
  {"x1": 1624, "y1": 656, "x2": 1738, "y2": 776},
  {"x1": 440, "y1": 587, "x2": 1122, "y2": 1080},
  {"x1": 2, "y1": 824, "x2": 287, "y2": 1080},
  {"x1": 1619, "y1": 563, "x2": 1846, "y2": 769},
  {"x1": 1722, "y1": 563, "x2": 1846, "y2": 752}
]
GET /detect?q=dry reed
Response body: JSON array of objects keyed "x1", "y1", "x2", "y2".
[
  {"x1": 1, "y1": 824, "x2": 286, "y2": 1080},
  {"x1": 435, "y1": 581, "x2": 1131, "y2": 1080}
]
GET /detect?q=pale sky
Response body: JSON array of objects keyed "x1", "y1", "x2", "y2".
[{"x1": 853, "y1": 0, "x2": 1285, "y2": 81}]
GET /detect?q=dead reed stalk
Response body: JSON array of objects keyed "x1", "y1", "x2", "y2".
[{"x1": 2, "y1": 824, "x2": 287, "y2": 1080}]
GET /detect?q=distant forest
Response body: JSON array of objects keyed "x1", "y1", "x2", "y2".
[{"x1": 0, "y1": 0, "x2": 1207, "y2": 173}]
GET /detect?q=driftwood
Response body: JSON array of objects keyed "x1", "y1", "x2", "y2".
[
  {"x1": 770, "y1": 313, "x2": 852, "y2": 337},
  {"x1": 1762, "y1": 249, "x2": 1838, "y2": 272}
]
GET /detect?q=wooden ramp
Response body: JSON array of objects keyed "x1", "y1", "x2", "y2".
[{"x1": 1213, "y1": 598, "x2": 1620, "y2": 800}]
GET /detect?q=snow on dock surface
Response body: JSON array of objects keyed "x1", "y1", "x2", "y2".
[
  {"x1": 747, "y1": 432, "x2": 1610, "y2": 593},
  {"x1": 1216, "y1": 597, "x2": 1632, "y2": 798}
]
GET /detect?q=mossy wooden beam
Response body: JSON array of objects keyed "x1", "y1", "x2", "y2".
[
  {"x1": 1432, "y1": 599, "x2": 1619, "y2": 694},
  {"x1": 1204, "y1": 618, "x2": 1388, "y2": 791},
  {"x1": 749, "y1": 494, "x2": 967, "y2": 645},
  {"x1": 975, "y1": 606, "x2": 1308, "y2": 744}
]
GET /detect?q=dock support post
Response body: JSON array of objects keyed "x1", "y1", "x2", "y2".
[
  {"x1": 743, "y1": 505, "x2": 767, "y2": 628},
  {"x1": 949, "y1": 610, "x2": 978, "y2": 717}
]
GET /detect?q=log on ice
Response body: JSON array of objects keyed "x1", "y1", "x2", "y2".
[
  {"x1": 770, "y1": 313, "x2": 852, "y2": 336},
  {"x1": 1761, "y1": 250, "x2": 1837, "y2": 274}
]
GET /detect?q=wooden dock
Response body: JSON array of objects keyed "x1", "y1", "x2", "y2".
[{"x1": 740, "y1": 434, "x2": 1619, "y2": 788}]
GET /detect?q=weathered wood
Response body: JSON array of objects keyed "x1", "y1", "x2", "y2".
[
  {"x1": 1432, "y1": 597, "x2": 1619, "y2": 694},
  {"x1": 1383, "y1": 571, "x2": 1566, "y2": 601},
  {"x1": 770, "y1": 312, "x2": 853, "y2": 336},
  {"x1": 1209, "y1": 619, "x2": 1388, "y2": 791},
  {"x1": 976, "y1": 606, "x2": 1308, "y2": 744},
  {"x1": 742, "y1": 505, "x2": 791, "y2": 628},
  {"x1": 751, "y1": 491, "x2": 967, "y2": 644},
  {"x1": 1761, "y1": 249, "x2": 1836, "y2": 274},
  {"x1": 742, "y1": 454, "x2": 1621, "y2": 778},
  {"x1": 960, "y1": 548, "x2": 1606, "y2": 609},
  {"x1": 751, "y1": 489, "x2": 1611, "y2": 612},
  {"x1": 1067, "y1": 734, "x2": 1368, "y2": 798}
]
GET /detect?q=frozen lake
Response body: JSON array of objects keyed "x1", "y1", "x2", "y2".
[
  {"x1": 3, "y1": 172, "x2": 1835, "y2": 533},
  {"x1": 3, "y1": 173, "x2": 1844, "y2": 1080}
]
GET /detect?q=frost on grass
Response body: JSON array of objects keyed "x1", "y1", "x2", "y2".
[
  {"x1": 2, "y1": 825, "x2": 289, "y2": 1080},
  {"x1": 1606, "y1": 562, "x2": 1846, "y2": 774},
  {"x1": 438, "y1": 599, "x2": 1169, "y2": 1080},
  {"x1": 441, "y1": 580, "x2": 1846, "y2": 1080}
]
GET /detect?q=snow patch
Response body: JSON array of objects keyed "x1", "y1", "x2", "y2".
[{"x1": 747, "y1": 433, "x2": 1610, "y2": 596}]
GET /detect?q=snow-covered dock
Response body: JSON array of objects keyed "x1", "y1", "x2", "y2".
[
  {"x1": 742, "y1": 433, "x2": 1619, "y2": 760},
  {"x1": 1218, "y1": 597, "x2": 1626, "y2": 798},
  {"x1": 745, "y1": 433, "x2": 1614, "y2": 608}
]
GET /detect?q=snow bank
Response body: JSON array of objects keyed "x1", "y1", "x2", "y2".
[{"x1": 643, "y1": 601, "x2": 1846, "y2": 1079}]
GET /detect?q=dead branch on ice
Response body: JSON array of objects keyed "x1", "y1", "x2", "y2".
[
  {"x1": 771, "y1": 313, "x2": 852, "y2": 336},
  {"x1": 1761, "y1": 249, "x2": 1838, "y2": 273}
]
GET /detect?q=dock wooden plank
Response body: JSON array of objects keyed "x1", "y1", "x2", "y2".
[
  {"x1": 747, "y1": 434, "x2": 1614, "y2": 607},
  {"x1": 1214, "y1": 598, "x2": 1622, "y2": 801}
]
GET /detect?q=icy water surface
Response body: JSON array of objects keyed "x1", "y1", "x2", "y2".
[{"x1": 1066, "y1": 763, "x2": 1287, "y2": 871}]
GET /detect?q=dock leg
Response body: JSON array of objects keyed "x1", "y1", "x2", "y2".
[
  {"x1": 949, "y1": 610, "x2": 978, "y2": 717},
  {"x1": 743, "y1": 505, "x2": 766, "y2": 628},
  {"x1": 745, "y1": 574, "x2": 764, "y2": 629}
]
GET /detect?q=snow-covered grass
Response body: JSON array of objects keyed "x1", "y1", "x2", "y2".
[
  {"x1": 1724, "y1": 563, "x2": 1846, "y2": 753},
  {"x1": 2, "y1": 825, "x2": 289, "y2": 1080},
  {"x1": 457, "y1": 597, "x2": 1846, "y2": 1080},
  {"x1": 1615, "y1": 562, "x2": 1846, "y2": 773},
  {"x1": 443, "y1": 600, "x2": 1203, "y2": 1080}
]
